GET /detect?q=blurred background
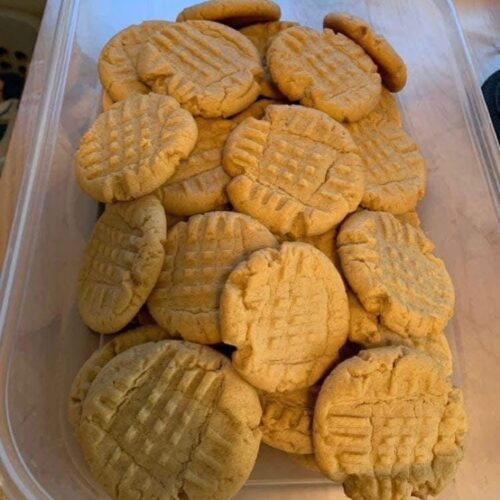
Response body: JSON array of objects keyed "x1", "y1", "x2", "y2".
[{"x1": 0, "y1": 0, "x2": 46, "y2": 175}]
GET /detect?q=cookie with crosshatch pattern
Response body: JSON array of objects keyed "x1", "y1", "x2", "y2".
[
  {"x1": 147, "y1": 211, "x2": 278, "y2": 344},
  {"x1": 259, "y1": 384, "x2": 319, "y2": 454},
  {"x1": 78, "y1": 195, "x2": 166, "y2": 334},
  {"x1": 268, "y1": 26, "x2": 381, "y2": 122},
  {"x1": 346, "y1": 88, "x2": 426, "y2": 214},
  {"x1": 137, "y1": 20, "x2": 263, "y2": 118},
  {"x1": 314, "y1": 346, "x2": 467, "y2": 499},
  {"x1": 323, "y1": 12, "x2": 407, "y2": 92},
  {"x1": 176, "y1": 0, "x2": 281, "y2": 27},
  {"x1": 223, "y1": 104, "x2": 364, "y2": 237},
  {"x1": 98, "y1": 21, "x2": 171, "y2": 102},
  {"x1": 75, "y1": 93, "x2": 197, "y2": 203},
  {"x1": 68, "y1": 325, "x2": 177, "y2": 436},
  {"x1": 221, "y1": 242, "x2": 349, "y2": 392},
  {"x1": 337, "y1": 210, "x2": 455, "y2": 338},
  {"x1": 79, "y1": 340, "x2": 262, "y2": 500}
]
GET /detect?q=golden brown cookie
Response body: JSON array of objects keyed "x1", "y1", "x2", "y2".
[
  {"x1": 155, "y1": 117, "x2": 233, "y2": 215},
  {"x1": 148, "y1": 211, "x2": 278, "y2": 344},
  {"x1": 98, "y1": 21, "x2": 170, "y2": 102},
  {"x1": 337, "y1": 210, "x2": 455, "y2": 338},
  {"x1": 75, "y1": 93, "x2": 197, "y2": 203},
  {"x1": 289, "y1": 453, "x2": 321, "y2": 473},
  {"x1": 68, "y1": 325, "x2": 176, "y2": 436},
  {"x1": 268, "y1": 26, "x2": 381, "y2": 122},
  {"x1": 101, "y1": 90, "x2": 114, "y2": 112},
  {"x1": 79, "y1": 340, "x2": 262, "y2": 500},
  {"x1": 314, "y1": 347, "x2": 467, "y2": 498},
  {"x1": 259, "y1": 385, "x2": 319, "y2": 454},
  {"x1": 78, "y1": 195, "x2": 166, "y2": 334},
  {"x1": 348, "y1": 292, "x2": 452, "y2": 375},
  {"x1": 240, "y1": 21, "x2": 297, "y2": 98},
  {"x1": 221, "y1": 242, "x2": 349, "y2": 392},
  {"x1": 346, "y1": 95, "x2": 426, "y2": 214},
  {"x1": 324, "y1": 12, "x2": 407, "y2": 92},
  {"x1": 176, "y1": 0, "x2": 281, "y2": 27},
  {"x1": 224, "y1": 104, "x2": 364, "y2": 237},
  {"x1": 137, "y1": 21, "x2": 263, "y2": 118}
]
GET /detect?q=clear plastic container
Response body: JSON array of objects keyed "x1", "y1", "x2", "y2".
[{"x1": 0, "y1": 0, "x2": 498, "y2": 498}]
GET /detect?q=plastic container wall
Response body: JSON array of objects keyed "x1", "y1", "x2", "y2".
[{"x1": 0, "y1": 1, "x2": 498, "y2": 498}]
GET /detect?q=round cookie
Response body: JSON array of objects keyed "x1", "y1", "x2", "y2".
[
  {"x1": 289, "y1": 453, "x2": 321, "y2": 473},
  {"x1": 267, "y1": 26, "x2": 381, "y2": 122},
  {"x1": 240, "y1": 21, "x2": 297, "y2": 98},
  {"x1": 313, "y1": 347, "x2": 467, "y2": 498},
  {"x1": 147, "y1": 211, "x2": 278, "y2": 344},
  {"x1": 79, "y1": 340, "x2": 262, "y2": 500},
  {"x1": 221, "y1": 242, "x2": 349, "y2": 392},
  {"x1": 78, "y1": 195, "x2": 166, "y2": 334},
  {"x1": 155, "y1": 117, "x2": 234, "y2": 216},
  {"x1": 337, "y1": 210, "x2": 455, "y2": 338},
  {"x1": 176, "y1": 0, "x2": 281, "y2": 27},
  {"x1": 348, "y1": 292, "x2": 452, "y2": 375},
  {"x1": 259, "y1": 385, "x2": 319, "y2": 454},
  {"x1": 137, "y1": 21, "x2": 263, "y2": 118},
  {"x1": 223, "y1": 104, "x2": 364, "y2": 237},
  {"x1": 324, "y1": 12, "x2": 407, "y2": 92},
  {"x1": 346, "y1": 94, "x2": 426, "y2": 214},
  {"x1": 75, "y1": 93, "x2": 197, "y2": 203},
  {"x1": 101, "y1": 90, "x2": 114, "y2": 112},
  {"x1": 68, "y1": 325, "x2": 176, "y2": 436},
  {"x1": 98, "y1": 21, "x2": 170, "y2": 102}
]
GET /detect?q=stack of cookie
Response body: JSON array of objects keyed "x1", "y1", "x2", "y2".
[{"x1": 69, "y1": 2, "x2": 467, "y2": 499}]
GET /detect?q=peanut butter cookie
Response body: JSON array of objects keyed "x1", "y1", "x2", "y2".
[
  {"x1": 268, "y1": 26, "x2": 381, "y2": 122},
  {"x1": 221, "y1": 242, "x2": 349, "y2": 392},
  {"x1": 224, "y1": 104, "x2": 364, "y2": 237},
  {"x1": 137, "y1": 21, "x2": 263, "y2": 118},
  {"x1": 76, "y1": 93, "x2": 197, "y2": 203}
]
